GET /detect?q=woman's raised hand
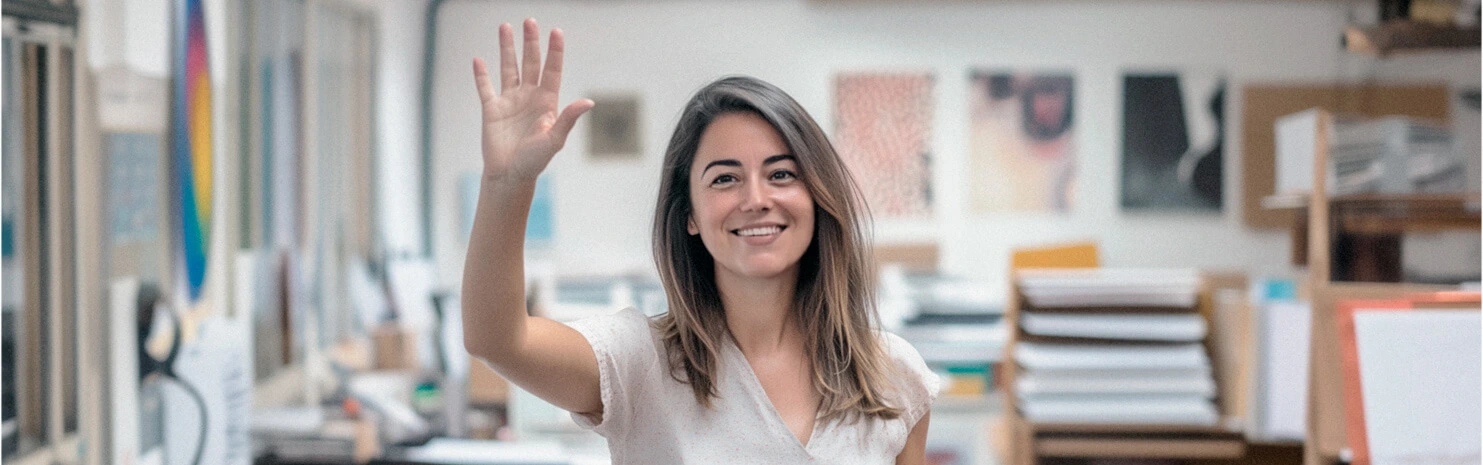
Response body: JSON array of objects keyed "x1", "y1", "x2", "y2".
[{"x1": 473, "y1": 19, "x2": 594, "y2": 182}]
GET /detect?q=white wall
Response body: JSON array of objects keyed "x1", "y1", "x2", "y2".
[
  {"x1": 428, "y1": 0, "x2": 1478, "y2": 301},
  {"x1": 372, "y1": 0, "x2": 431, "y2": 256}
]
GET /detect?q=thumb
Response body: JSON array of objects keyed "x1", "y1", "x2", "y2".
[{"x1": 550, "y1": 99, "x2": 595, "y2": 146}]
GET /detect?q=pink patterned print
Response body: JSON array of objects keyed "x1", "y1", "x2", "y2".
[{"x1": 833, "y1": 73, "x2": 934, "y2": 218}]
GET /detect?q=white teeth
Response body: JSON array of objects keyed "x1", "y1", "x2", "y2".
[{"x1": 736, "y1": 226, "x2": 782, "y2": 237}]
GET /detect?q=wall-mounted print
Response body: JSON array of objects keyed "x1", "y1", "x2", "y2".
[
  {"x1": 833, "y1": 72, "x2": 934, "y2": 218},
  {"x1": 587, "y1": 94, "x2": 642, "y2": 159},
  {"x1": 1121, "y1": 72, "x2": 1226, "y2": 212},
  {"x1": 172, "y1": 0, "x2": 215, "y2": 305},
  {"x1": 969, "y1": 71, "x2": 1076, "y2": 213}
]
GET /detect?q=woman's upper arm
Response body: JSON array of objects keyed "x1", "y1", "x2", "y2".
[
  {"x1": 896, "y1": 411, "x2": 930, "y2": 465},
  {"x1": 475, "y1": 316, "x2": 603, "y2": 416}
]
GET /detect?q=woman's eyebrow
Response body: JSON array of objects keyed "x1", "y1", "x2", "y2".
[
  {"x1": 700, "y1": 154, "x2": 796, "y2": 176},
  {"x1": 701, "y1": 159, "x2": 741, "y2": 176},
  {"x1": 763, "y1": 154, "x2": 796, "y2": 165}
]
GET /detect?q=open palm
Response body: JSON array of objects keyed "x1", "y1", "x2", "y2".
[{"x1": 474, "y1": 19, "x2": 593, "y2": 182}]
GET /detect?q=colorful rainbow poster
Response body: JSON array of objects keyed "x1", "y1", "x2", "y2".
[{"x1": 172, "y1": 0, "x2": 212, "y2": 304}]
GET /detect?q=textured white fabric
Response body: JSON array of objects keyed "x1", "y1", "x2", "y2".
[{"x1": 566, "y1": 307, "x2": 941, "y2": 464}]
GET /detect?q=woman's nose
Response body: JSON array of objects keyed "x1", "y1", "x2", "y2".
[{"x1": 739, "y1": 180, "x2": 772, "y2": 212}]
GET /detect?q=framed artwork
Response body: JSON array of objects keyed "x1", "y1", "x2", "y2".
[
  {"x1": 587, "y1": 93, "x2": 642, "y2": 159},
  {"x1": 833, "y1": 72, "x2": 935, "y2": 218},
  {"x1": 968, "y1": 71, "x2": 1076, "y2": 213},
  {"x1": 1120, "y1": 72, "x2": 1226, "y2": 212}
]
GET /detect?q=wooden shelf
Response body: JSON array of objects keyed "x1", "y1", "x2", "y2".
[
  {"x1": 1003, "y1": 273, "x2": 1250, "y2": 465},
  {"x1": 1036, "y1": 437, "x2": 1245, "y2": 459},
  {"x1": 1264, "y1": 192, "x2": 1480, "y2": 276},
  {"x1": 1029, "y1": 422, "x2": 1239, "y2": 435},
  {"x1": 1264, "y1": 193, "x2": 1480, "y2": 213},
  {"x1": 1344, "y1": 21, "x2": 1481, "y2": 56}
]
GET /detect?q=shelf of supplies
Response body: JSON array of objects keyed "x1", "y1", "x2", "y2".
[
  {"x1": 1002, "y1": 273, "x2": 1249, "y2": 465},
  {"x1": 1344, "y1": 21, "x2": 1481, "y2": 55}
]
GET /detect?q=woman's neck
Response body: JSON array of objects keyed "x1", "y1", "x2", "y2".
[{"x1": 716, "y1": 266, "x2": 802, "y2": 356}]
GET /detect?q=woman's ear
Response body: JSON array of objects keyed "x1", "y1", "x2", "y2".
[{"x1": 687, "y1": 215, "x2": 699, "y2": 235}]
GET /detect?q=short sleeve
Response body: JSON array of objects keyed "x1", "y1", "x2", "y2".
[
  {"x1": 563, "y1": 307, "x2": 660, "y2": 437},
  {"x1": 880, "y1": 331, "x2": 942, "y2": 428}
]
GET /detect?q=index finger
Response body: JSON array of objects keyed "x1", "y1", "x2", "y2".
[{"x1": 540, "y1": 28, "x2": 567, "y2": 93}]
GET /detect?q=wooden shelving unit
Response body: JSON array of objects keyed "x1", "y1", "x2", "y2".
[
  {"x1": 1266, "y1": 193, "x2": 1480, "y2": 280},
  {"x1": 1002, "y1": 273, "x2": 1247, "y2": 465},
  {"x1": 1344, "y1": 21, "x2": 1481, "y2": 56},
  {"x1": 1293, "y1": 110, "x2": 1482, "y2": 465}
]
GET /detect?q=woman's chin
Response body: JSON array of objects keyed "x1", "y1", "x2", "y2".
[{"x1": 724, "y1": 258, "x2": 800, "y2": 281}]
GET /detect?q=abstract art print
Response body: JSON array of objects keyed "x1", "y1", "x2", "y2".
[
  {"x1": 833, "y1": 72, "x2": 934, "y2": 218},
  {"x1": 172, "y1": 0, "x2": 214, "y2": 305},
  {"x1": 1121, "y1": 72, "x2": 1226, "y2": 212},
  {"x1": 969, "y1": 71, "x2": 1076, "y2": 213}
]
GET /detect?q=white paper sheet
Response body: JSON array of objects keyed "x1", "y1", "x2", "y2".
[
  {"x1": 1014, "y1": 341, "x2": 1210, "y2": 370},
  {"x1": 1019, "y1": 394, "x2": 1219, "y2": 425},
  {"x1": 1258, "y1": 300, "x2": 1311, "y2": 442},
  {"x1": 1017, "y1": 370, "x2": 1215, "y2": 397},
  {"x1": 404, "y1": 438, "x2": 569, "y2": 464},
  {"x1": 1018, "y1": 268, "x2": 1202, "y2": 308},
  {"x1": 1353, "y1": 309, "x2": 1481, "y2": 465},
  {"x1": 1020, "y1": 311, "x2": 1206, "y2": 341}
]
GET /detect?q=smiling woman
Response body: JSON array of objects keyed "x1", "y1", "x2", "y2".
[{"x1": 460, "y1": 19, "x2": 937, "y2": 465}]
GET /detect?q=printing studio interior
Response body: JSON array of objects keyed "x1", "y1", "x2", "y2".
[{"x1": 3, "y1": 0, "x2": 1480, "y2": 464}]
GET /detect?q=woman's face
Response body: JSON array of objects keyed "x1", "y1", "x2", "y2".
[{"x1": 688, "y1": 112, "x2": 815, "y2": 282}]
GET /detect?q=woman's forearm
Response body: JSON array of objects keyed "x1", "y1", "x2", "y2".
[{"x1": 461, "y1": 175, "x2": 538, "y2": 366}]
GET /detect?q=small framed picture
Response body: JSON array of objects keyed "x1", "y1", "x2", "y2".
[{"x1": 587, "y1": 93, "x2": 642, "y2": 159}]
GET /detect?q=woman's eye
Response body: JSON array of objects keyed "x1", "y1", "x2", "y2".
[
  {"x1": 770, "y1": 170, "x2": 797, "y2": 181},
  {"x1": 710, "y1": 174, "x2": 738, "y2": 186}
]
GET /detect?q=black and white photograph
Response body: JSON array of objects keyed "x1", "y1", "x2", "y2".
[{"x1": 1120, "y1": 72, "x2": 1226, "y2": 212}]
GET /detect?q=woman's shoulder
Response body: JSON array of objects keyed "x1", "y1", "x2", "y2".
[
  {"x1": 566, "y1": 306, "x2": 657, "y2": 331},
  {"x1": 876, "y1": 330, "x2": 927, "y2": 369},
  {"x1": 566, "y1": 307, "x2": 664, "y2": 360},
  {"x1": 875, "y1": 330, "x2": 942, "y2": 424}
]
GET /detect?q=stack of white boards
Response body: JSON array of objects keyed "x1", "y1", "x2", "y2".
[
  {"x1": 1014, "y1": 268, "x2": 1219, "y2": 426},
  {"x1": 897, "y1": 275, "x2": 1005, "y2": 365}
]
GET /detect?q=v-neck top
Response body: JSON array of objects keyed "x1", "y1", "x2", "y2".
[{"x1": 566, "y1": 307, "x2": 941, "y2": 464}]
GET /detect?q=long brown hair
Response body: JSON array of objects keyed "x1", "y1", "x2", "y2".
[{"x1": 652, "y1": 76, "x2": 902, "y2": 423}]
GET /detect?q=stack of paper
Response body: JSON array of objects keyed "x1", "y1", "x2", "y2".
[
  {"x1": 1249, "y1": 299, "x2": 1312, "y2": 442},
  {"x1": 1018, "y1": 268, "x2": 1202, "y2": 308},
  {"x1": 898, "y1": 316, "x2": 1006, "y2": 365},
  {"x1": 895, "y1": 274, "x2": 1007, "y2": 365},
  {"x1": 1014, "y1": 269, "x2": 1218, "y2": 426},
  {"x1": 888, "y1": 273, "x2": 1006, "y2": 399},
  {"x1": 1020, "y1": 312, "x2": 1206, "y2": 341}
]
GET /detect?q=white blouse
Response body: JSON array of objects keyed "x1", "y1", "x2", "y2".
[{"x1": 566, "y1": 307, "x2": 941, "y2": 464}]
